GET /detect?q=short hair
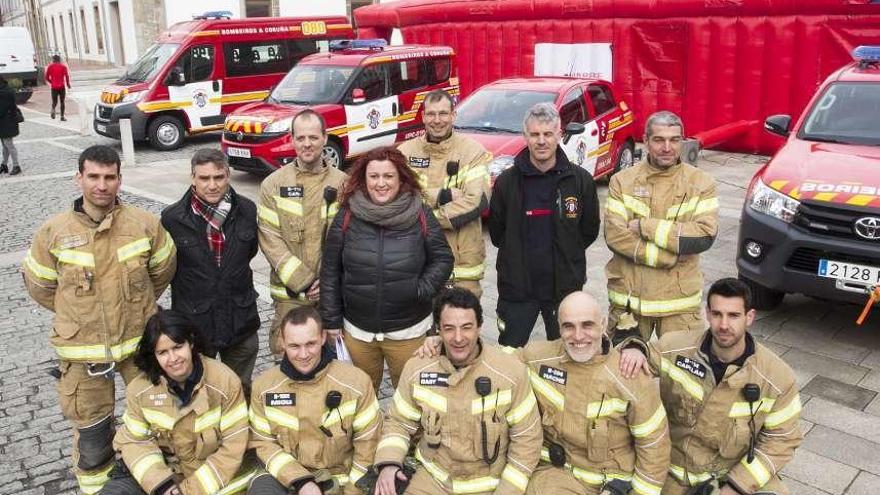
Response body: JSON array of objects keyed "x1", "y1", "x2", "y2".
[
  {"x1": 707, "y1": 277, "x2": 753, "y2": 313},
  {"x1": 134, "y1": 308, "x2": 203, "y2": 385},
  {"x1": 522, "y1": 102, "x2": 560, "y2": 133},
  {"x1": 292, "y1": 109, "x2": 327, "y2": 136},
  {"x1": 340, "y1": 145, "x2": 423, "y2": 206},
  {"x1": 280, "y1": 306, "x2": 323, "y2": 337},
  {"x1": 190, "y1": 148, "x2": 229, "y2": 174},
  {"x1": 78, "y1": 145, "x2": 121, "y2": 174},
  {"x1": 423, "y1": 90, "x2": 455, "y2": 110},
  {"x1": 52, "y1": 54, "x2": 61, "y2": 63},
  {"x1": 644, "y1": 110, "x2": 684, "y2": 138},
  {"x1": 433, "y1": 287, "x2": 483, "y2": 328}
]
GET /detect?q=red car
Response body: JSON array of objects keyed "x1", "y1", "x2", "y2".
[
  {"x1": 737, "y1": 45, "x2": 880, "y2": 309},
  {"x1": 453, "y1": 77, "x2": 636, "y2": 183}
]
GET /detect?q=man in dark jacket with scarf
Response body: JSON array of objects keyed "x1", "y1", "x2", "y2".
[
  {"x1": 488, "y1": 102, "x2": 600, "y2": 347},
  {"x1": 161, "y1": 148, "x2": 260, "y2": 391}
]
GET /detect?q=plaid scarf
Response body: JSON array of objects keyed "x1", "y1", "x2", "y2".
[{"x1": 190, "y1": 189, "x2": 232, "y2": 266}]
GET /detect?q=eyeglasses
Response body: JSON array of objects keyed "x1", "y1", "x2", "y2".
[{"x1": 424, "y1": 111, "x2": 452, "y2": 120}]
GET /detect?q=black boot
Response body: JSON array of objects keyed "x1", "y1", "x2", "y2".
[
  {"x1": 50, "y1": 108, "x2": 55, "y2": 119},
  {"x1": 60, "y1": 115, "x2": 67, "y2": 122},
  {"x1": 0, "y1": 163, "x2": 7, "y2": 174},
  {"x1": 10, "y1": 165, "x2": 21, "y2": 175}
]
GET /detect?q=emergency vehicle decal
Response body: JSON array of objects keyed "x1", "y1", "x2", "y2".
[
  {"x1": 365, "y1": 49, "x2": 455, "y2": 66},
  {"x1": 225, "y1": 116, "x2": 272, "y2": 134},
  {"x1": 396, "y1": 85, "x2": 461, "y2": 126},
  {"x1": 139, "y1": 91, "x2": 269, "y2": 114},
  {"x1": 769, "y1": 180, "x2": 880, "y2": 207},
  {"x1": 191, "y1": 22, "x2": 352, "y2": 38},
  {"x1": 100, "y1": 90, "x2": 127, "y2": 104}
]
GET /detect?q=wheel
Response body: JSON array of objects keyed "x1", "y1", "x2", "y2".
[
  {"x1": 147, "y1": 115, "x2": 185, "y2": 151},
  {"x1": 738, "y1": 275, "x2": 785, "y2": 310},
  {"x1": 322, "y1": 140, "x2": 344, "y2": 169},
  {"x1": 613, "y1": 141, "x2": 635, "y2": 174}
]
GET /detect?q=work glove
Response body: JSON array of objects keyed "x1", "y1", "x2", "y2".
[
  {"x1": 599, "y1": 479, "x2": 632, "y2": 495},
  {"x1": 355, "y1": 464, "x2": 416, "y2": 495},
  {"x1": 685, "y1": 479, "x2": 722, "y2": 495}
]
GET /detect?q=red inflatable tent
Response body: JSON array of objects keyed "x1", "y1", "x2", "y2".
[{"x1": 355, "y1": 0, "x2": 880, "y2": 154}]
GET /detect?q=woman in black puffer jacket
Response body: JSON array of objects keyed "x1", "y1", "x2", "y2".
[{"x1": 321, "y1": 146, "x2": 453, "y2": 390}]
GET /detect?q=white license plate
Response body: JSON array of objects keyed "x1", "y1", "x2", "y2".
[
  {"x1": 96, "y1": 124, "x2": 107, "y2": 133},
  {"x1": 226, "y1": 147, "x2": 251, "y2": 158},
  {"x1": 818, "y1": 259, "x2": 880, "y2": 285}
]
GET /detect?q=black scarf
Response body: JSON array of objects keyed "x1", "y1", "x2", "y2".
[{"x1": 280, "y1": 345, "x2": 334, "y2": 381}]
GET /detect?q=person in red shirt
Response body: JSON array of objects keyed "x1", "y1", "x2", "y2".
[{"x1": 44, "y1": 54, "x2": 71, "y2": 121}]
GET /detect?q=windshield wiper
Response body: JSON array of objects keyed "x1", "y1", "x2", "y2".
[
  {"x1": 455, "y1": 124, "x2": 518, "y2": 133},
  {"x1": 279, "y1": 99, "x2": 312, "y2": 105}
]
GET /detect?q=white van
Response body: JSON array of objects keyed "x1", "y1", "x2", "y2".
[{"x1": 0, "y1": 27, "x2": 38, "y2": 103}]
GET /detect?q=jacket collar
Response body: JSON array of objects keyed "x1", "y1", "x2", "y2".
[
  {"x1": 294, "y1": 158, "x2": 332, "y2": 177},
  {"x1": 558, "y1": 336, "x2": 613, "y2": 365},
  {"x1": 420, "y1": 132, "x2": 456, "y2": 154},
  {"x1": 437, "y1": 339, "x2": 486, "y2": 387},
  {"x1": 176, "y1": 186, "x2": 240, "y2": 226},
  {"x1": 73, "y1": 196, "x2": 120, "y2": 231},
  {"x1": 643, "y1": 157, "x2": 683, "y2": 178},
  {"x1": 513, "y1": 146, "x2": 572, "y2": 177},
  {"x1": 280, "y1": 345, "x2": 334, "y2": 383}
]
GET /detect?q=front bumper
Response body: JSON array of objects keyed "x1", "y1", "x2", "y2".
[
  {"x1": 93, "y1": 102, "x2": 148, "y2": 141},
  {"x1": 222, "y1": 131, "x2": 295, "y2": 174},
  {"x1": 736, "y1": 205, "x2": 880, "y2": 304}
]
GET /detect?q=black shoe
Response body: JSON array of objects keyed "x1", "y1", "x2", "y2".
[
  {"x1": 10, "y1": 166, "x2": 21, "y2": 176},
  {"x1": 60, "y1": 116, "x2": 67, "y2": 121},
  {"x1": 0, "y1": 164, "x2": 7, "y2": 174}
]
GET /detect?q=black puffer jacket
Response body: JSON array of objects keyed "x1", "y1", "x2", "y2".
[{"x1": 320, "y1": 203, "x2": 453, "y2": 334}]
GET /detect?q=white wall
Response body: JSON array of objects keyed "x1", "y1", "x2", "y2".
[
  {"x1": 279, "y1": 0, "x2": 346, "y2": 17},
  {"x1": 40, "y1": 0, "x2": 136, "y2": 64},
  {"x1": 164, "y1": 0, "x2": 241, "y2": 26}
]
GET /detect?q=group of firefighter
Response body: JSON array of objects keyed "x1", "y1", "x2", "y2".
[{"x1": 22, "y1": 88, "x2": 802, "y2": 495}]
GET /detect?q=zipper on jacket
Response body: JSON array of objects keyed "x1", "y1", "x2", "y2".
[{"x1": 376, "y1": 227, "x2": 385, "y2": 328}]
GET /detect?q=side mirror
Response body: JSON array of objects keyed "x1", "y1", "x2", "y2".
[
  {"x1": 764, "y1": 114, "x2": 792, "y2": 137},
  {"x1": 351, "y1": 88, "x2": 365, "y2": 104},
  {"x1": 562, "y1": 122, "x2": 585, "y2": 144}
]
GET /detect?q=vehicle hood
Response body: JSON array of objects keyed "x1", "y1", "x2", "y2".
[
  {"x1": 763, "y1": 139, "x2": 880, "y2": 208},
  {"x1": 100, "y1": 82, "x2": 150, "y2": 104},
  {"x1": 458, "y1": 131, "x2": 525, "y2": 158},
  {"x1": 227, "y1": 101, "x2": 339, "y2": 124}
]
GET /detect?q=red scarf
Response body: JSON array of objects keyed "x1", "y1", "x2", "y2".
[{"x1": 190, "y1": 190, "x2": 231, "y2": 265}]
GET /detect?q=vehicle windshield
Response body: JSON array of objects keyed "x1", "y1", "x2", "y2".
[
  {"x1": 455, "y1": 89, "x2": 557, "y2": 134},
  {"x1": 269, "y1": 64, "x2": 355, "y2": 105},
  {"x1": 118, "y1": 43, "x2": 180, "y2": 83},
  {"x1": 800, "y1": 82, "x2": 880, "y2": 146}
]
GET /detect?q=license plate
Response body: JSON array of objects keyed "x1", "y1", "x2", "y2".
[
  {"x1": 818, "y1": 259, "x2": 880, "y2": 285},
  {"x1": 96, "y1": 124, "x2": 106, "y2": 133},
  {"x1": 226, "y1": 147, "x2": 250, "y2": 158}
]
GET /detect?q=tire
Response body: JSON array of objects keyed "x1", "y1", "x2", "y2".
[
  {"x1": 738, "y1": 275, "x2": 785, "y2": 310},
  {"x1": 147, "y1": 115, "x2": 185, "y2": 151},
  {"x1": 322, "y1": 139, "x2": 344, "y2": 169},
  {"x1": 613, "y1": 141, "x2": 635, "y2": 174}
]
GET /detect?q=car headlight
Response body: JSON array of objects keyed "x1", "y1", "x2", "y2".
[
  {"x1": 488, "y1": 155, "x2": 514, "y2": 177},
  {"x1": 265, "y1": 117, "x2": 293, "y2": 133},
  {"x1": 748, "y1": 178, "x2": 800, "y2": 223},
  {"x1": 120, "y1": 90, "x2": 146, "y2": 103}
]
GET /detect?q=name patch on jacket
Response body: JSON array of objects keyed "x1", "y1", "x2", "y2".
[
  {"x1": 409, "y1": 157, "x2": 430, "y2": 168},
  {"x1": 539, "y1": 365, "x2": 567, "y2": 385},
  {"x1": 563, "y1": 196, "x2": 580, "y2": 219},
  {"x1": 266, "y1": 392, "x2": 296, "y2": 407},
  {"x1": 280, "y1": 186, "x2": 304, "y2": 198},
  {"x1": 57, "y1": 234, "x2": 89, "y2": 250},
  {"x1": 419, "y1": 372, "x2": 450, "y2": 387},
  {"x1": 675, "y1": 355, "x2": 706, "y2": 379}
]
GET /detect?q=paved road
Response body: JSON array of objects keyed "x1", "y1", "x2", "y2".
[{"x1": 1, "y1": 74, "x2": 879, "y2": 495}]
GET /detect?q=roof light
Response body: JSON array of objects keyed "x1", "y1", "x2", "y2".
[
  {"x1": 329, "y1": 39, "x2": 387, "y2": 52},
  {"x1": 853, "y1": 46, "x2": 880, "y2": 63},
  {"x1": 194, "y1": 10, "x2": 233, "y2": 19}
]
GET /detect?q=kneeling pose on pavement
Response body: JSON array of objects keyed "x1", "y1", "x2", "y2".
[
  {"x1": 373, "y1": 288, "x2": 542, "y2": 495},
  {"x1": 248, "y1": 306, "x2": 382, "y2": 495},
  {"x1": 101, "y1": 309, "x2": 253, "y2": 495}
]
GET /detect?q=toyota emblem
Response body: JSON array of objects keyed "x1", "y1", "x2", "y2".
[
  {"x1": 236, "y1": 131, "x2": 244, "y2": 142},
  {"x1": 854, "y1": 216, "x2": 880, "y2": 240}
]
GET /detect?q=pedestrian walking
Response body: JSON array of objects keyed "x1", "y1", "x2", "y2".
[
  {"x1": 45, "y1": 54, "x2": 71, "y2": 121},
  {"x1": 0, "y1": 76, "x2": 21, "y2": 175}
]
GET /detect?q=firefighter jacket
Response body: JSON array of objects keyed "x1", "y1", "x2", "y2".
[
  {"x1": 258, "y1": 160, "x2": 346, "y2": 302},
  {"x1": 604, "y1": 159, "x2": 718, "y2": 318},
  {"x1": 23, "y1": 198, "x2": 176, "y2": 363},
  {"x1": 398, "y1": 133, "x2": 491, "y2": 283},
  {"x1": 648, "y1": 331, "x2": 803, "y2": 493},
  {"x1": 375, "y1": 341, "x2": 542, "y2": 495},
  {"x1": 115, "y1": 356, "x2": 252, "y2": 495},
  {"x1": 248, "y1": 359, "x2": 382, "y2": 494},
  {"x1": 521, "y1": 339, "x2": 670, "y2": 495}
]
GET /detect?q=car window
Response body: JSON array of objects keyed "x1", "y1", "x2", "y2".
[
  {"x1": 391, "y1": 59, "x2": 428, "y2": 93},
  {"x1": 800, "y1": 82, "x2": 880, "y2": 145},
  {"x1": 173, "y1": 45, "x2": 214, "y2": 83},
  {"x1": 587, "y1": 83, "x2": 616, "y2": 115},
  {"x1": 270, "y1": 64, "x2": 355, "y2": 104},
  {"x1": 559, "y1": 87, "x2": 587, "y2": 125},
  {"x1": 351, "y1": 63, "x2": 391, "y2": 102},
  {"x1": 224, "y1": 41, "x2": 289, "y2": 77},
  {"x1": 429, "y1": 57, "x2": 451, "y2": 85}
]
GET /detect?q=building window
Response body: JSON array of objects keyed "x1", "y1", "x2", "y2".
[
  {"x1": 93, "y1": 4, "x2": 104, "y2": 53},
  {"x1": 80, "y1": 9, "x2": 90, "y2": 54},
  {"x1": 51, "y1": 17, "x2": 57, "y2": 50},
  {"x1": 68, "y1": 11, "x2": 77, "y2": 52},
  {"x1": 60, "y1": 15, "x2": 68, "y2": 54}
]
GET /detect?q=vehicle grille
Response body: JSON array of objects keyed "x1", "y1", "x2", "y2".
[
  {"x1": 96, "y1": 105, "x2": 112, "y2": 120},
  {"x1": 223, "y1": 131, "x2": 284, "y2": 144},
  {"x1": 785, "y1": 247, "x2": 880, "y2": 273},
  {"x1": 228, "y1": 156, "x2": 273, "y2": 175},
  {"x1": 794, "y1": 201, "x2": 880, "y2": 242}
]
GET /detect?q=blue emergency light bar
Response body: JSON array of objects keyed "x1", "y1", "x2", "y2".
[
  {"x1": 194, "y1": 10, "x2": 233, "y2": 19},
  {"x1": 329, "y1": 39, "x2": 388, "y2": 51},
  {"x1": 853, "y1": 46, "x2": 880, "y2": 63}
]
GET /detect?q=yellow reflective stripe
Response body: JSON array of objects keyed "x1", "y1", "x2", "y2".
[
  {"x1": 609, "y1": 289, "x2": 702, "y2": 316},
  {"x1": 352, "y1": 398, "x2": 380, "y2": 432},
  {"x1": 195, "y1": 463, "x2": 221, "y2": 494},
  {"x1": 606, "y1": 197, "x2": 628, "y2": 219},
  {"x1": 258, "y1": 204, "x2": 281, "y2": 228},
  {"x1": 54, "y1": 335, "x2": 141, "y2": 362},
  {"x1": 506, "y1": 392, "x2": 537, "y2": 425},
  {"x1": 377, "y1": 435, "x2": 410, "y2": 452},
  {"x1": 194, "y1": 407, "x2": 221, "y2": 432},
  {"x1": 654, "y1": 220, "x2": 674, "y2": 250},
  {"x1": 666, "y1": 196, "x2": 700, "y2": 219},
  {"x1": 415, "y1": 447, "x2": 449, "y2": 482},
  {"x1": 333, "y1": 474, "x2": 350, "y2": 486},
  {"x1": 143, "y1": 408, "x2": 177, "y2": 430},
  {"x1": 278, "y1": 255, "x2": 303, "y2": 285},
  {"x1": 586, "y1": 397, "x2": 628, "y2": 418},
  {"x1": 740, "y1": 456, "x2": 771, "y2": 486},
  {"x1": 123, "y1": 411, "x2": 152, "y2": 438},
  {"x1": 249, "y1": 408, "x2": 272, "y2": 435},
  {"x1": 267, "y1": 451, "x2": 297, "y2": 479},
  {"x1": 413, "y1": 385, "x2": 448, "y2": 413},
  {"x1": 452, "y1": 476, "x2": 499, "y2": 494},
  {"x1": 322, "y1": 399, "x2": 358, "y2": 428},
  {"x1": 539, "y1": 447, "x2": 631, "y2": 485},
  {"x1": 77, "y1": 463, "x2": 113, "y2": 494},
  {"x1": 729, "y1": 398, "x2": 776, "y2": 418},
  {"x1": 132, "y1": 452, "x2": 165, "y2": 484},
  {"x1": 392, "y1": 390, "x2": 422, "y2": 421},
  {"x1": 51, "y1": 248, "x2": 95, "y2": 267},
  {"x1": 321, "y1": 202, "x2": 341, "y2": 220},
  {"x1": 622, "y1": 194, "x2": 650, "y2": 217},
  {"x1": 528, "y1": 369, "x2": 564, "y2": 411},
  {"x1": 221, "y1": 401, "x2": 248, "y2": 431},
  {"x1": 270, "y1": 284, "x2": 291, "y2": 300},
  {"x1": 24, "y1": 250, "x2": 58, "y2": 281},
  {"x1": 660, "y1": 358, "x2": 704, "y2": 401},
  {"x1": 764, "y1": 395, "x2": 802, "y2": 427},
  {"x1": 149, "y1": 235, "x2": 175, "y2": 268},
  {"x1": 274, "y1": 196, "x2": 304, "y2": 216},
  {"x1": 117, "y1": 237, "x2": 151, "y2": 262},
  {"x1": 349, "y1": 464, "x2": 368, "y2": 483},
  {"x1": 217, "y1": 469, "x2": 257, "y2": 495},
  {"x1": 471, "y1": 389, "x2": 512, "y2": 415},
  {"x1": 453, "y1": 263, "x2": 485, "y2": 281},
  {"x1": 694, "y1": 197, "x2": 720, "y2": 216},
  {"x1": 463, "y1": 166, "x2": 488, "y2": 184},
  {"x1": 630, "y1": 405, "x2": 667, "y2": 438},
  {"x1": 265, "y1": 406, "x2": 300, "y2": 430},
  {"x1": 668, "y1": 464, "x2": 714, "y2": 485},
  {"x1": 632, "y1": 473, "x2": 662, "y2": 495},
  {"x1": 501, "y1": 464, "x2": 529, "y2": 492},
  {"x1": 644, "y1": 242, "x2": 659, "y2": 267}
]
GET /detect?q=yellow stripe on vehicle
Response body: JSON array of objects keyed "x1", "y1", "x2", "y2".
[
  {"x1": 764, "y1": 395, "x2": 802, "y2": 427},
  {"x1": 630, "y1": 405, "x2": 667, "y2": 438},
  {"x1": 24, "y1": 250, "x2": 58, "y2": 281},
  {"x1": 137, "y1": 100, "x2": 192, "y2": 113},
  {"x1": 219, "y1": 91, "x2": 270, "y2": 104}
]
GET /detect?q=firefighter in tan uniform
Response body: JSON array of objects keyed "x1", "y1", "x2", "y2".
[
  {"x1": 398, "y1": 90, "x2": 491, "y2": 297},
  {"x1": 22, "y1": 145, "x2": 176, "y2": 494},
  {"x1": 102, "y1": 310, "x2": 253, "y2": 495},
  {"x1": 374, "y1": 288, "x2": 542, "y2": 495},
  {"x1": 522, "y1": 291, "x2": 670, "y2": 495},
  {"x1": 258, "y1": 110, "x2": 347, "y2": 354},
  {"x1": 605, "y1": 111, "x2": 718, "y2": 340},
  {"x1": 248, "y1": 306, "x2": 382, "y2": 495}
]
